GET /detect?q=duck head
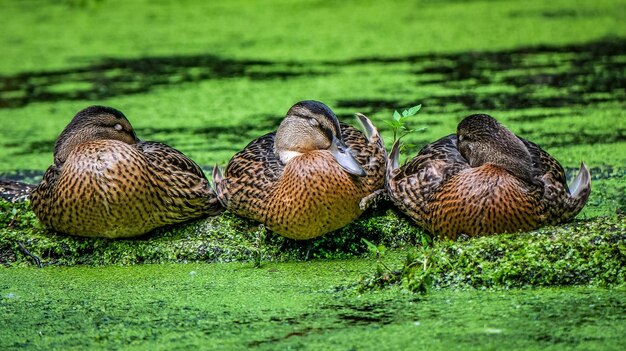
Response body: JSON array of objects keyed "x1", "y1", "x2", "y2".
[
  {"x1": 54, "y1": 105, "x2": 139, "y2": 164},
  {"x1": 274, "y1": 100, "x2": 365, "y2": 176},
  {"x1": 457, "y1": 114, "x2": 536, "y2": 185}
]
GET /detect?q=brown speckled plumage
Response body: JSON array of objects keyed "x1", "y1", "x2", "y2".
[
  {"x1": 214, "y1": 100, "x2": 386, "y2": 240},
  {"x1": 29, "y1": 105, "x2": 223, "y2": 238},
  {"x1": 387, "y1": 114, "x2": 591, "y2": 240}
]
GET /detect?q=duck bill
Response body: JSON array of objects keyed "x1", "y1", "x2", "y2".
[{"x1": 329, "y1": 136, "x2": 366, "y2": 177}]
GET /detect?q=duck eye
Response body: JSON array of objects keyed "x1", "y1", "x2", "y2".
[
  {"x1": 307, "y1": 118, "x2": 319, "y2": 127},
  {"x1": 114, "y1": 123, "x2": 123, "y2": 131}
]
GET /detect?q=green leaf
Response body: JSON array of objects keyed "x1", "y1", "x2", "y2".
[
  {"x1": 421, "y1": 235, "x2": 430, "y2": 247},
  {"x1": 385, "y1": 120, "x2": 402, "y2": 129},
  {"x1": 377, "y1": 244, "x2": 387, "y2": 255},
  {"x1": 407, "y1": 104, "x2": 422, "y2": 116},
  {"x1": 393, "y1": 110, "x2": 402, "y2": 121},
  {"x1": 361, "y1": 238, "x2": 379, "y2": 253}
]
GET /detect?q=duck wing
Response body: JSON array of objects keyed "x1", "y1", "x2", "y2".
[
  {"x1": 219, "y1": 133, "x2": 284, "y2": 217},
  {"x1": 520, "y1": 138, "x2": 567, "y2": 186},
  {"x1": 137, "y1": 142, "x2": 207, "y2": 179},
  {"x1": 225, "y1": 132, "x2": 283, "y2": 182},
  {"x1": 520, "y1": 137, "x2": 590, "y2": 222},
  {"x1": 340, "y1": 118, "x2": 386, "y2": 191},
  {"x1": 387, "y1": 134, "x2": 469, "y2": 225},
  {"x1": 396, "y1": 134, "x2": 468, "y2": 195},
  {"x1": 137, "y1": 141, "x2": 223, "y2": 216}
]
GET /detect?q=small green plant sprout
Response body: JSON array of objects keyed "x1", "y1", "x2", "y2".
[
  {"x1": 386, "y1": 104, "x2": 425, "y2": 145},
  {"x1": 401, "y1": 235, "x2": 447, "y2": 294},
  {"x1": 362, "y1": 238, "x2": 390, "y2": 273},
  {"x1": 362, "y1": 238, "x2": 387, "y2": 260}
]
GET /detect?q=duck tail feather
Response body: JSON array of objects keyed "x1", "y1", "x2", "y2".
[
  {"x1": 355, "y1": 113, "x2": 379, "y2": 142},
  {"x1": 568, "y1": 162, "x2": 591, "y2": 214},
  {"x1": 0, "y1": 179, "x2": 34, "y2": 203},
  {"x1": 211, "y1": 165, "x2": 228, "y2": 207}
]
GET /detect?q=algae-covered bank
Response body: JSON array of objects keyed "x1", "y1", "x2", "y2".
[{"x1": 1, "y1": 0, "x2": 626, "y2": 349}]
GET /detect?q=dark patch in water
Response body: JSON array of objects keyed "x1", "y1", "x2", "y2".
[
  {"x1": 335, "y1": 38, "x2": 626, "y2": 113},
  {"x1": 0, "y1": 170, "x2": 43, "y2": 184},
  {"x1": 4, "y1": 139, "x2": 56, "y2": 156},
  {"x1": 336, "y1": 98, "x2": 405, "y2": 112},
  {"x1": 508, "y1": 111, "x2": 578, "y2": 123},
  {"x1": 1, "y1": 38, "x2": 624, "y2": 113},
  {"x1": 427, "y1": 93, "x2": 612, "y2": 112},
  {"x1": 521, "y1": 129, "x2": 626, "y2": 148},
  {"x1": 248, "y1": 301, "x2": 396, "y2": 347},
  {"x1": 585, "y1": 166, "x2": 626, "y2": 181},
  {"x1": 0, "y1": 56, "x2": 320, "y2": 108},
  {"x1": 331, "y1": 301, "x2": 396, "y2": 326},
  {"x1": 139, "y1": 114, "x2": 278, "y2": 139}
]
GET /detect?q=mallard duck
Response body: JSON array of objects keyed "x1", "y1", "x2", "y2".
[
  {"x1": 213, "y1": 100, "x2": 386, "y2": 240},
  {"x1": 386, "y1": 113, "x2": 591, "y2": 239},
  {"x1": 29, "y1": 105, "x2": 223, "y2": 238}
]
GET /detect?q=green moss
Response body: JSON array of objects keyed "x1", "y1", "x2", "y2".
[
  {"x1": 3, "y1": 199, "x2": 625, "y2": 291},
  {"x1": 358, "y1": 215, "x2": 626, "y2": 292},
  {"x1": 0, "y1": 199, "x2": 424, "y2": 267}
]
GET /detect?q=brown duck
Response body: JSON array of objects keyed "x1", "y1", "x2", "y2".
[
  {"x1": 386, "y1": 114, "x2": 591, "y2": 239},
  {"x1": 213, "y1": 100, "x2": 386, "y2": 240},
  {"x1": 28, "y1": 105, "x2": 223, "y2": 238}
]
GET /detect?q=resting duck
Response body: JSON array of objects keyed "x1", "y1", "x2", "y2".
[
  {"x1": 386, "y1": 113, "x2": 591, "y2": 239},
  {"x1": 213, "y1": 100, "x2": 386, "y2": 240},
  {"x1": 29, "y1": 105, "x2": 223, "y2": 238}
]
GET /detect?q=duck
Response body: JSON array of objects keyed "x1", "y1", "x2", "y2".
[
  {"x1": 29, "y1": 105, "x2": 223, "y2": 238},
  {"x1": 386, "y1": 113, "x2": 591, "y2": 240},
  {"x1": 213, "y1": 100, "x2": 386, "y2": 240}
]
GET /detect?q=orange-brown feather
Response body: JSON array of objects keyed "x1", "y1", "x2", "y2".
[{"x1": 428, "y1": 164, "x2": 543, "y2": 239}]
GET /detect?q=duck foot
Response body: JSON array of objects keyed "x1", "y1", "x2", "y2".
[
  {"x1": 17, "y1": 242, "x2": 42, "y2": 268},
  {"x1": 359, "y1": 189, "x2": 387, "y2": 211}
]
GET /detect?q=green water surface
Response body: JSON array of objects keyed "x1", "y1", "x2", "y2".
[{"x1": 1, "y1": 262, "x2": 625, "y2": 350}]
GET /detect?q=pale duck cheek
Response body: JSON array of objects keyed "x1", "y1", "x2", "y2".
[{"x1": 278, "y1": 150, "x2": 304, "y2": 164}]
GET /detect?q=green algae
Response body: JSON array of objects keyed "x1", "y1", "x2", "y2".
[{"x1": 1, "y1": 263, "x2": 625, "y2": 350}]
